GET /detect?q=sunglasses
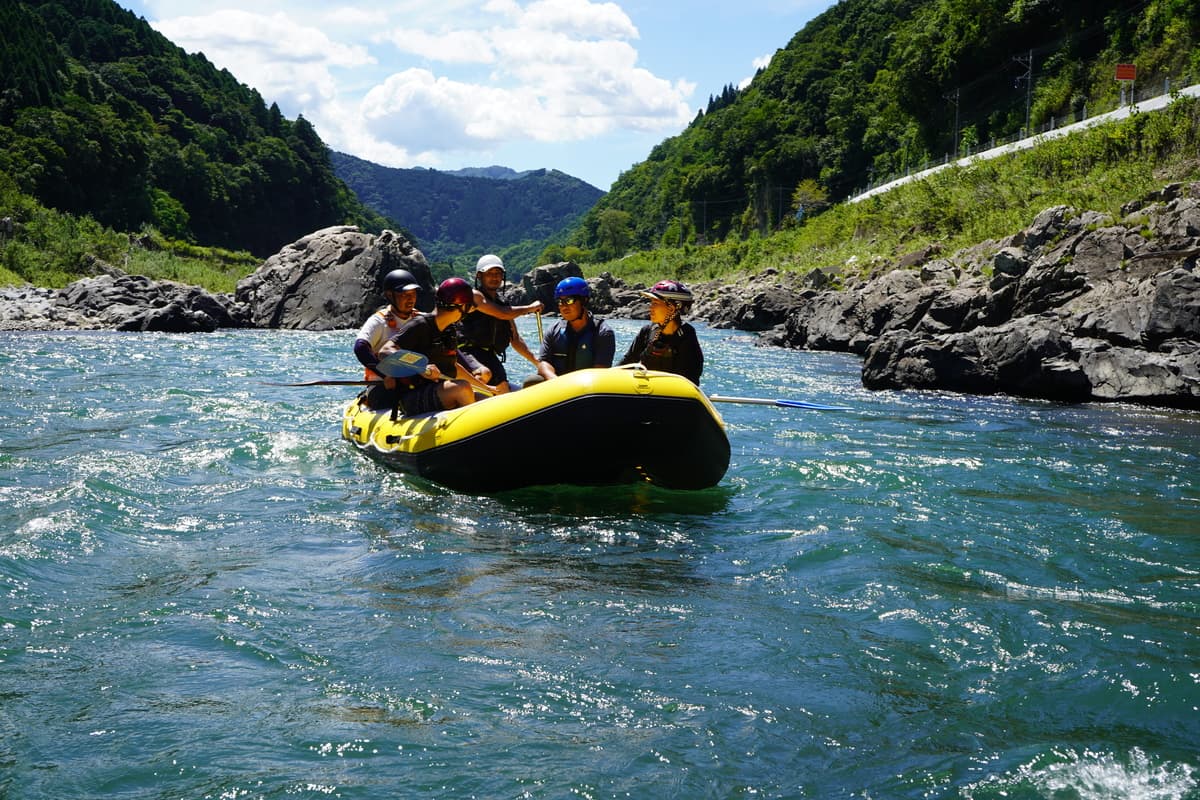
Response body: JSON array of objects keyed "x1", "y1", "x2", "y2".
[{"x1": 557, "y1": 297, "x2": 581, "y2": 306}]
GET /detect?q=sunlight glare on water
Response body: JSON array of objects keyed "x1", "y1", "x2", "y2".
[{"x1": 1, "y1": 324, "x2": 1197, "y2": 799}]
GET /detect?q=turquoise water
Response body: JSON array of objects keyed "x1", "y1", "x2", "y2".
[{"x1": 1, "y1": 322, "x2": 1198, "y2": 799}]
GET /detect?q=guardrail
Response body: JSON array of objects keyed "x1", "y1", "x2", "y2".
[{"x1": 849, "y1": 79, "x2": 1200, "y2": 203}]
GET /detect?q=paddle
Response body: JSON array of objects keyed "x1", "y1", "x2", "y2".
[
  {"x1": 266, "y1": 378, "x2": 382, "y2": 387},
  {"x1": 376, "y1": 349, "x2": 429, "y2": 378},
  {"x1": 708, "y1": 394, "x2": 852, "y2": 412},
  {"x1": 264, "y1": 349, "x2": 430, "y2": 387},
  {"x1": 457, "y1": 366, "x2": 497, "y2": 397}
]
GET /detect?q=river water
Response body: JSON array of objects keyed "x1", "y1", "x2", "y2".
[{"x1": 2, "y1": 321, "x2": 1197, "y2": 799}]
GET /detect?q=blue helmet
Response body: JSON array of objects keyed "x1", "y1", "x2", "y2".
[{"x1": 554, "y1": 276, "x2": 590, "y2": 299}]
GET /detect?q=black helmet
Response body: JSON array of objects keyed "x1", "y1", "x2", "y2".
[{"x1": 382, "y1": 269, "x2": 420, "y2": 293}]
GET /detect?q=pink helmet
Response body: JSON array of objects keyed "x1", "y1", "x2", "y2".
[{"x1": 640, "y1": 279, "x2": 693, "y2": 309}]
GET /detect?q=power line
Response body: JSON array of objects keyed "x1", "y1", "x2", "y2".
[{"x1": 1013, "y1": 49, "x2": 1034, "y2": 137}]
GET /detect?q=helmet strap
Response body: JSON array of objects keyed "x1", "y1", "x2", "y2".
[{"x1": 661, "y1": 305, "x2": 680, "y2": 334}]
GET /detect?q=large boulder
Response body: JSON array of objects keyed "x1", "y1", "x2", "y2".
[
  {"x1": 518, "y1": 262, "x2": 583, "y2": 311},
  {"x1": 861, "y1": 315, "x2": 1094, "y2": 401},
  {"x1": 235, "y1": 226, "x2": 432, "y2": 329}
]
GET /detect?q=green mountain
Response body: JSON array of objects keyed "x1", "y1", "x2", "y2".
[
  {"x1": 575, "y1": 0, "x2": 1200, "y2": 254},
  {"x1": 0, "y1": 0, "x2": 391, "y2": 258},
  {"x1": 443, "y1": 166, "x2": 534, "y2": 180},
  {"x1": 330, "y1": 151, "x2": 604, "y2": 270}
]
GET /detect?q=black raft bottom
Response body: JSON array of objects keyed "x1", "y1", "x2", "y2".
[{"x1": 392, "y1": 393, "x2": 730, "y2": 493}]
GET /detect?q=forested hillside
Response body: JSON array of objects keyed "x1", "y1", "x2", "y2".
[
  {"x1": 332, "y1": 152, "x2": 604, "y2": 269},
  {"x1": 0, "y1": 0, "x2": 390, "y2": 258},
  {"x1": 575, "y1": 0, "x2": 1200, "y2": 254}
]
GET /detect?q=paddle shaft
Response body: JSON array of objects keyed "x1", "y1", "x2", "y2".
[
  {"x1": 708, "y1": 394, "x2": 851, "y2": 411},
  {"x1": 264, "y1": 379, "x2": 382, "y2": 387}
]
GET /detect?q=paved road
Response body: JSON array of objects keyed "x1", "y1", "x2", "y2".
[{"x1": 850, "y1": 83, "x2": 1200, "y2": 203}]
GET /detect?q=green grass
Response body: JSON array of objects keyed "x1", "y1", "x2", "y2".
[
  {"x1": 584, "y1": 95, "x2": 1200, "y2": 287},
  {"x1": 0, "y1": 171, "x2": 259, "y2": 293}
]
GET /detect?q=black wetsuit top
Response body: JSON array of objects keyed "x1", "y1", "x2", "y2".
[{"x1": 618, "y1": 322, "x2": 704, "y2": 385}]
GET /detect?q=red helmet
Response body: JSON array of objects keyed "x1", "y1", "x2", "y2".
[{"x1": 436, "y1": 277, "x2": 474, "y2": 309}]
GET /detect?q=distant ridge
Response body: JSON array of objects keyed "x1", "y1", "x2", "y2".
[
  {"x1": 331, "y1": 152, "x2": 604, "y2": 268},
  {"x1": 443, "y1": 166, "x2": 535, "y2": 181}
]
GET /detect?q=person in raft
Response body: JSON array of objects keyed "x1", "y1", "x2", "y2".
[
  {"x1": 459, "y1": 254, "x2": 543, "y2": 393},
  {"x1": 363, "y1": 277, "x2": 478, "y2": 415},
  {"x1": 618, "y1": 279, "x2": 704, "y2": 385},
  {"x1": 530, "y1": 276, "x2": 616, "y2": 383},
  {"x1": 353, "y1": 268, "x2": 421, "y2": 380}
]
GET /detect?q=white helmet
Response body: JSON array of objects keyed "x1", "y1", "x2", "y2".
[{"x1": 475, "y1": 254, "x2": 504, "y2": 274}]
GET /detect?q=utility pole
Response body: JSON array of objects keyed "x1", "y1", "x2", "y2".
[
  {"x1": 944, "y1": 88, "x2": 960, "y2": 156},
  {"x1": 1014, "y1": 49, "x2": 1033, "y2": 136}
]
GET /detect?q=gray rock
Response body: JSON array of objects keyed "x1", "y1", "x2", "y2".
[
  {"x1": 0, "y1": 274, "x2": 242, "y2": 332},
  {"x1": 235, "y1": 226, "x2": 432, "y2": 330},
  {"x1": 519, "y1": 262, "x2": 583, "y2": 311},
  {"x1": 666, "y1": 183, "x2": 1200, "y2": 409}
]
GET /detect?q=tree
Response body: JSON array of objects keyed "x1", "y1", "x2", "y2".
[
  {"x1": 596, "y1": 209, "x2": 632, "y2": 260},
  {"x1": 792, "y1": 179, "x2": 829, "y2": 219}
]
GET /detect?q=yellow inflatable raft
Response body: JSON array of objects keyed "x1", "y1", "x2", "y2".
[{"x1": 341, "y1": 365, "x2": 729, "y2": 492}]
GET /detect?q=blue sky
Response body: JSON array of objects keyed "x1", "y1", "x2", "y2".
[{"x1": 113, "y1": 0, "x2": 836, "y2": 191}]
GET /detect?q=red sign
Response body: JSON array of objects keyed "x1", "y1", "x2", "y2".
[{"x1": 1115, "y1": 63, "x2": 1137, "y2": 81}]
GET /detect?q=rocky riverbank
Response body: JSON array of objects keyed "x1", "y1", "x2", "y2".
[
  {"x1": 3, "y1": 185, "x2": 1197, "y2": 408},
  {"x1": 682, "y1": 182, "x2": 1200, "y2": 409}
]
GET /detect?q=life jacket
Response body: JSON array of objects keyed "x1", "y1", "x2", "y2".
[
  {"x1": 363, "y1": 305, "x2": 416, "y2": 379},
  {"x1": 549, "y1": 315, "x2": 601, "y2": 373},
  {"x1": 389, "y1": 314, "x2": 462, "y2": 390},
  {"x1": 638, "y1": 326, "x2": 682, "y2": 372},
  {"x1": 461, "y1": 307, "x2": 512, "y2": 359}
]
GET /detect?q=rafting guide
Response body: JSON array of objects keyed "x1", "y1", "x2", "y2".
[{"x1": 459, "y1": 254, "x2": 544, "y2": 394}]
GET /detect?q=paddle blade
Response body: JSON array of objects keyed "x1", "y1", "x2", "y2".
[
  {"x1": 774, "y1": 399, "x2": 852, "y2": 411},
  {"x1": 708, "y1": 394, "x2": 850, "y2": 412},
  {"x1": 377, "y1": 349, "x2": 429, "y2": 378}
]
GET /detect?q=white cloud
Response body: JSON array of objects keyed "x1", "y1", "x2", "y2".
[
  {"x1": 152, "y1": 9, "x2": 374, "y2": 110},
  {"x1": 140, "y1": 1, "x2": 695, "y2": 176},
  {"x1": 519, "y1": 0, "x2": 640, "y2": 39},
  {"x1": 357, "y1": 0, "x2": 692, "y2": 160},
  {"x1": 153, "y1": 9, "x2": 372, "y2": 68},
  {"x1": 739, "y1": 52, "x2": 774, "y2": 89},
  {"x1": 384, "y1": 29, "x2": 497, "y2": 64}
]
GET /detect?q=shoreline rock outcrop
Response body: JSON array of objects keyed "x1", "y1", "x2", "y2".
[
  {"x1": 691, "y1": 183, "x2": 1200, "y2": 409},
  {"x1": 2, "y1": 186, "x2": 1197, "y2": 408},
  {"x1": 0, "y1": 274, "x2": 244, "y2": 333},
  {"x1": 0, "y1": 226, "x2": 433, "y2": 334}
]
